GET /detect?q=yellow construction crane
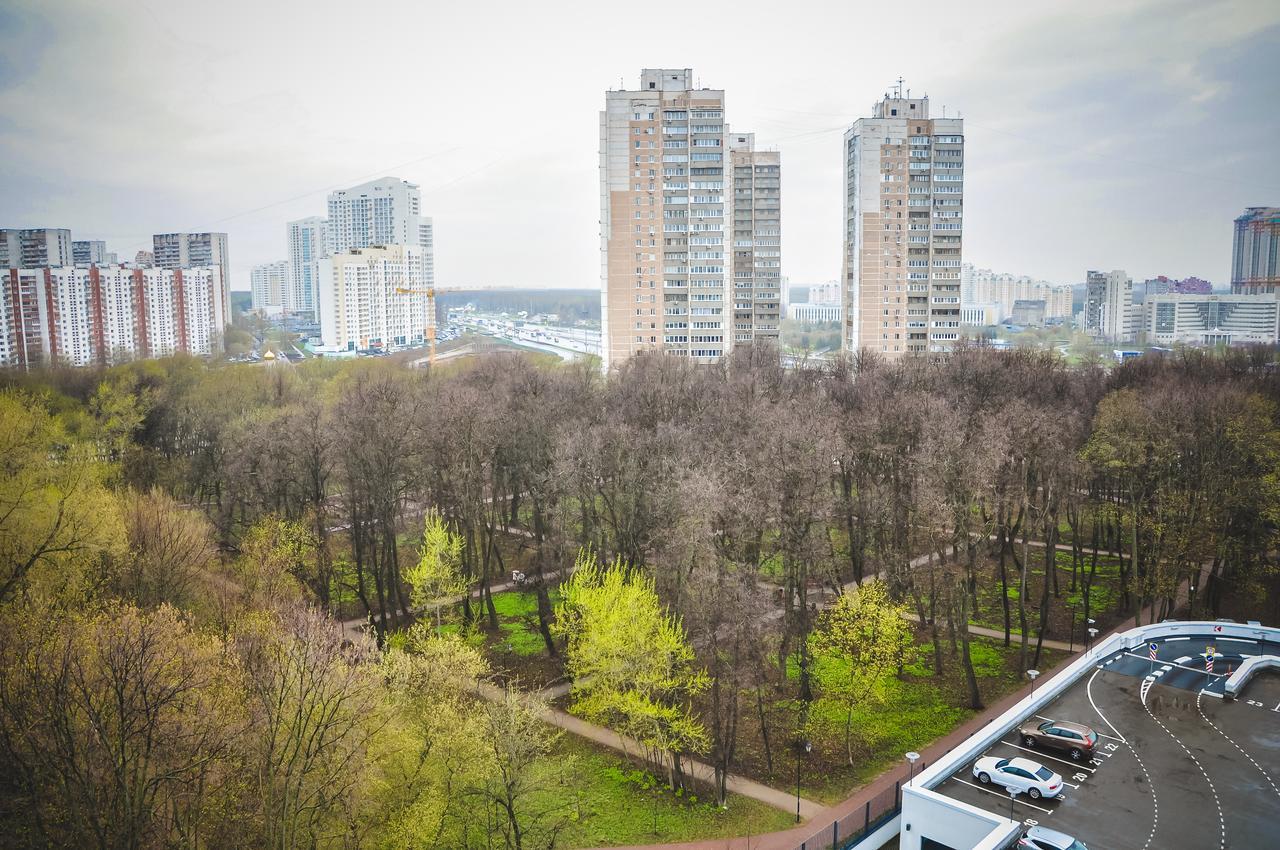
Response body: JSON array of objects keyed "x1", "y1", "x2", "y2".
[{"x1": 393, "y1": 286, "x2": 437, "y2": 366}]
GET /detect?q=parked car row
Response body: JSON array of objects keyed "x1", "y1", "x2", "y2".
[{"x1": 972, "y1": 717, "x2": 1098, "y2": 850}]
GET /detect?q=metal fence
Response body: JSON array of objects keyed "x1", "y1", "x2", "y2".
[{"x1": 782, "y1": 761, "x2": 922, "y2": 850}]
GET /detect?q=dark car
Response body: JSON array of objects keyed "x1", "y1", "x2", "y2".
[{"x1": 1016, "y1": 719, "x2": 1097, "y2": 761}]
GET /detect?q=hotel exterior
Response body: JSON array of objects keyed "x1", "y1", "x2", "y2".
[{"x1": 842, "y1": 88, "x2": 963, "y2": 357}]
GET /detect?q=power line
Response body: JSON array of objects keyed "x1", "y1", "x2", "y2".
[{"x1": 205, "y1": 145, "x2": 466, "y2": 227}]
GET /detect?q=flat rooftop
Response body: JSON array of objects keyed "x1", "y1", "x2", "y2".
[{"x1": 929, "y1": 633, "x2": 1280, "y2": 849}]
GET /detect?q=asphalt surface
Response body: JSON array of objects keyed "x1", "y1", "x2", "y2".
[{"x1": 932, "y1": 635, "x2": 1280, "y2": 849}]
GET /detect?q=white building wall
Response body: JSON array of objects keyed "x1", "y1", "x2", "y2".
[
  {"x1": 99, "y1": 267, "x2": 137, "y2": 358},
  {"x1": 46, "y1": 268, "x2": 96, "y2": 366},
  {"x1": 251, "y1": 260, "x2": 289, "y2": 313},
  {"x1": 318, "y1": 245, "x2": 429, "y2": 353},
  {"x1": 287, "y1": 217, "x2": 327, "y2": 315}
]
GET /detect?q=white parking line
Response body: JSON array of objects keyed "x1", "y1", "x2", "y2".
[
  {"x1": 1165, "y1": 636, "x2": 1191, "y2": 642},
  {"x1": 1196, "y1": 689, "x2": 1280, "y2": 799},
  {"x1": 1200, "y1": 688, "x2": 1224, "y2": 700},
  {"x1": 994, "y1": 741, "x2": 1097, "y2": 772},
  {"x1": 1218, "y1": 638, "x2": 1255, "y2": 645},
  {"x1": 1088, "y1": 668, "x2": 1129, "y2": 744},
  {"x1": 949, "y1": 778, "x2": 1055, "y2": 814}
]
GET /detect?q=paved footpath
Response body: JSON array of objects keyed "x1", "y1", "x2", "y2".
[
  {"x1": 477, "y1": 680, "x2": 823, "y2": 819},
  {"x1": 899, "y1": 612, "x2": 1074, "y2": 652}
]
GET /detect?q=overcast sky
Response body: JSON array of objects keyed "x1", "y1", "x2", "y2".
[{"x1": 1, "y1": 0, "x2": 1277, "y2": 292}]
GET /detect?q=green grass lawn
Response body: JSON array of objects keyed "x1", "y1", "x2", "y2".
[
  {"x1": 765, "y1": 634, "x2": 1066, "y2": 804},
  {"x1": 556, "y1": 737, "x2": 795, "y2": 847},
  {"x1": 970, "y1": 550, "x2": 1126, "y2": 638}
]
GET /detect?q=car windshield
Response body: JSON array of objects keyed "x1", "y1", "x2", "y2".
[
  {"x1": 1035, "y1": 767, "x2": 1054, "y2": 780},
  {"x1": 1038, "y1": 720, "x2": 1053, "y2": 731},
  {"x1": 996, "y1": 758, "x2": 1010, "y2": 768},
  {"x1": 1087, "y1": 730, "x2": 1098, "y2": 744}
]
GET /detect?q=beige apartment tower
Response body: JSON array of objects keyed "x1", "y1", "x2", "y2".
[
  {"x1": 842, "y1": 87, "x2": 963, "y2": 356},
  {"x1": 601, "y1": 69, "x2": 730, "y2": 369},
  {"x1": 728, "y1": 132, "x2": 782, "y2": 345}
]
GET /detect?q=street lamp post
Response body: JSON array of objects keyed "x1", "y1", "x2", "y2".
[
  {"x1": 1008, "y1": 786, "x2": 1019, "y2": 823},
  {"x1": 905, "y1": 751, "x2": 921, "y2": 787},
  {"x1": 1087, "y1": 626, "x2": 1099, "y2": 655},
  {"x1": 1189, "y1": 583, "x2": 1196, "y2": 619},
  {"x1": 1027, "y1": 669, "x2": 1040, "y2": 698},
  {"x1": 794, "y1": 740, "x2": 811, "y2": 823}
]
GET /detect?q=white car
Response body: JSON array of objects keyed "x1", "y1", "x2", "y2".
[{"x1": 972, "y1": 756, "x2": 1063, "y2": 799}]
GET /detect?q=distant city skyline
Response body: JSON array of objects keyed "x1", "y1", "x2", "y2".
[{"x1": 1, "y1": 0, "x2": 1276, "y2": 292}]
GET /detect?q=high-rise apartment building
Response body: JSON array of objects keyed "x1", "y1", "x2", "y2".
[
  {"x1": 287, "y1": 216, "x2": 328, "y2": 316},
  {"x1": 317, "y1": 245, "x2": 431, "y2": 353},
  {"x1": 1231, "y1": 207, "x2": 1280, "y2": 294},
  {"x1": 326, "y1": 178, "x2": 434, "y2": 277},
  {"x1": 960, "y1": 265, "x2": 1072, "y2": 324},
  {"x1": 251, "y1": 260, "x2": 290, "y2": 314},
  {"x1": 0, "y1": 229, "x2": 74, "y2": 268},
  {"x1": 728, "y1": 132, "x2": 782, "y2": 345},
  {"x1": 153, "y1": 233, "x2": 231, "y2": 322},
  {"x1": 0, "y1": 264, "x2": 224, "y2": 368},
  {"x1": 601, "y1": 69, "x2": 731, "y2": 368},
  {"x1": 72, "y1": 240, "x2": 116, "y2": 266},
  {"x1": 842, "y1": 88, "x2": 963, "y2": 356},
  {"x1": 1084, "y1": 269, "x2": 1133, "y2": 342}
]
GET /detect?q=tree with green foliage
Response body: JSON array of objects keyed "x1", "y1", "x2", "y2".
[
  {"x1": 472, "y1": 686, "x2": 576, "y2": 850},
  {"x1": 229, "y1": 516, "x2": 315, "y2": 620},
  {"x1": 0, "y1": 601, "x2": 246, "y2": 849},
  {"x1": 554, "y1": 551, "x2": 708, "y2": 790},
  {"x1": 406, "y1": 508, "x2": 468, "y2": 633},
  {"x1": 812, "y1": 581, "x2": 915, "y2": 765},
  {"x1": 0, "y1": 390, "x2": 125, "y2": 603}
]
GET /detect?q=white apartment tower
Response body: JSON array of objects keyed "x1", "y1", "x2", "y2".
[
  {"x1": 1084, "y1": 269, "x2": 1133, "y2": 342},
  {"x1": 152, "y1": 233, "x2": 231, "y2": 323},
  {"x1": 728, "y1": 132, "x2": 782, "y2": 345},
  {"x1": 0, "y1": 229, "x2": 75, "y2": 268},
  {"x1": 286, "y1": 216, "x2": 327, "y2": 316},
  {"x1": 317, "y1": 245, "x2": 431, "y2": 353},
  {"x1": 251, "y1": 260, "x2": 290, "y2": 314},
  {"x1": 326, "y1": 178, "x2": 434, "y2": 285},
  {"x1": 601, "y1": 69, "x2": 731, "y2": 369},
  {"x1": 842, "y1": 87, "x2": 963, "y2": 356}
]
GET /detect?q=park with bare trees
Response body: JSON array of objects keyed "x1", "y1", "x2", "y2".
[{"x1": 2, "y1": 343, "x2": 1278, "y2": 849}]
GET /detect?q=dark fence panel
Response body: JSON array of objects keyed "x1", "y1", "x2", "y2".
[{"x1": 780, "y1": 760, "x2": 924, "y2": 850}]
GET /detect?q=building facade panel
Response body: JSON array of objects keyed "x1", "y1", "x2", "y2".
[
  {"x1": 318, "y1": 245, "x2": 430, "y2": 353},
  {"x1": 602, "y1": 69, "x2": 738, "y2": 368},
  {"x1": 842, "y1": 89, "x2": 962, "y2": 358},
  {"x1": 1231, "y1": 207, "x2": 1280, "y2": 294}
]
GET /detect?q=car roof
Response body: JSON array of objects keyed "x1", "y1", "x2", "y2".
[
  {"x1": 1050, "y1": 720, "x2": 1093, "y2": 734},
  {"x1": 1026, "y1": 824, "x2": 1076, "y2": 846},
  {"x1": 1008, "y1": 757, "x2": 1050, "y2": 772}
]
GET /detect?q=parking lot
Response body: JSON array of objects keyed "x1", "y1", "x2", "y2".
[{"x1": 932, "y1": 635, "x2": 1280, "y2": 849}]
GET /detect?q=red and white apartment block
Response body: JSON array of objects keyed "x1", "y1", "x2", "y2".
[{"x1": 0, "y1": 264, "x2": 226, "y2": 368}]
